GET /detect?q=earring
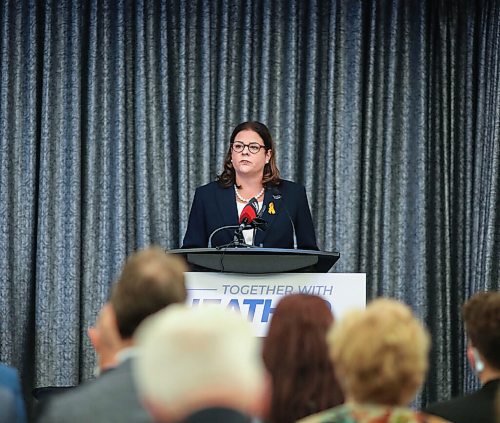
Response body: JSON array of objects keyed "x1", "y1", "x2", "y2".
[{"x1": 472, "y1": 348, "x2": 485, "y2": 373}]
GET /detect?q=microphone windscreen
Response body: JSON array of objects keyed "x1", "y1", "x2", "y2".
[
  {"x1": 239, "y1": 201, "x2": 258, "y2": 224},
  {"x1": 248, "y1": 197, "x2": 259, "y2": 213}
]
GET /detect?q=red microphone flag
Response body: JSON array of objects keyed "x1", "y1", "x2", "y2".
[{"x1": 239, "y1": 198, "x2": 259, "y2": 224}]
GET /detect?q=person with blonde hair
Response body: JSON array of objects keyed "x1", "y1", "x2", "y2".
[{"x1": 299, "y1": 298, "x2": 448, "y2": 423}]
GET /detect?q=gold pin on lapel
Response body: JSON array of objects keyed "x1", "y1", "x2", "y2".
[{"x1": 268, "y1": 202, "x2": 275, "y2": 214}]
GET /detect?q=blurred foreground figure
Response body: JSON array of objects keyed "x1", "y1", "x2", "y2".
[
  {"x1": 262, "y1": 294, "x2": 344, "y2": 423},
  {"x1": 134, "y1": 305, "x2": 269, "y2": 423},
  {"x1": 39, "y1": 247, "x2": 187, "y2": 423},
  {"x1": 0, "y1": 363, "x2": 26, "y2": 423},
  {"x1": 299, "y1": 298, "x2": 448, "y2": 423},
  {"x1": 426, "y1": 291, "x2": 500, "y2": 423}
]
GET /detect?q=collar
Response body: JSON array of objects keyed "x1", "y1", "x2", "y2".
[
  {"x1": 482, "y1": 378, "x2": 500, "y2": 391},
  {"x1": 116, "y1": 346, "x2": 138, "y2": 363}
]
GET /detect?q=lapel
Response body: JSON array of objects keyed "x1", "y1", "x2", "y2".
[
  {"x1": 215, "y1": 184, "x2": 239, "y2": 227},
  {"x1": 254, "y1": 188, "x2": 279, "y2": 246}
]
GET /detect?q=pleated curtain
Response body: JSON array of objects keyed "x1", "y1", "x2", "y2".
[{"x1": 0, "y1": 0, "x2": 498, "y2": 410}]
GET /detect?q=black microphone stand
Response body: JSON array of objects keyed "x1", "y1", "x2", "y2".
[
  {"x1": 207, "y1": 219, "x2": 268, "y2": 249},
  {"x1": 207, "y1": 224, "x2": 254, "y2": 249},
  {"x1": 226, "y1": 218, "x2": 268, "y2": 249}
]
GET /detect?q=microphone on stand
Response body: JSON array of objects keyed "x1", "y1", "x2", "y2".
[
  {"x1": 207, "y1": 198, "x2": 267, "y2": 248},
  {"x1": 250, "y1": 203, "x2": 268, "y2": 246},
  {"x1": 233, "y1": 198, "x2": 258, "y2": 246},
  {"x1": 272, "y1": 187, "x2": 297, "y2": 249},
  {"x1": 239, "y1": 197, "x2": 259, "y2": 226},
  {"x1": 241, "y1": 197, "x2": 269, "y2": 231}
]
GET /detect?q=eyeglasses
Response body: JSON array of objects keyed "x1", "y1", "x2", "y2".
[{"x1": 231, "y1": 141, "x2": 266, "y2": 154}]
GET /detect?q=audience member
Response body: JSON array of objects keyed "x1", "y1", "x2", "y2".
[
  {"x1": 299, "y1": 298, "x2": 448, "y2": 423},
  {"x1": 38, "y1": 247, "x2": 187, "y2": 423},
  {"x1": 0, "y1": 363, "x2": 26, "y2": 423},
  {"x1": 0, "y1": 386, "x2": 19, "y2": 423},
  {"x1": 133, "y1": 304, "x2": 269, "y2": 423},
  {"x1": 496, "y1": 387, "x2": 500, "y2": 423},
  {"x1": 426, "y1": 291, "x2": 500, "y2": 423},
  {"x1": 262, "y1": 294, "x2": 344, "y2": 423},
  {"x1": 86, "y1": 302, "x2": 123, "y2": 374}
]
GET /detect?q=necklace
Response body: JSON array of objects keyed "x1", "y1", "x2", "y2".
[{"x1": 234, "y1": 185, "x2": 265, "y2": 203}]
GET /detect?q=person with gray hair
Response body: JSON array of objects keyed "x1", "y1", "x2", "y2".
[{"x1": 133, "y1": 304, "x2": 269, "y2": 423}]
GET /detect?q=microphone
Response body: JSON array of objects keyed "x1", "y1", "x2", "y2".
[
  {"x1": 207, "y1": 198, "x2": 266, "y2": 248},
  {"x1": 251, "y1": 203, "x2": 267, "y2": 231},
  {"x1": 239, "y1": 197, "x2": 259, "y2": 225},
  {"x1": 233, "y1": 198, "x2": 258, "y2": 246},
  {"x1": 241, "y1": 198, "x2": 268, "y2": 231},
  {"x1": 256, "y1": 202, "x2": 267, "y2": 218},
  {"x1": 272, "y1": 187, "x2": 297, "y2": 249}
]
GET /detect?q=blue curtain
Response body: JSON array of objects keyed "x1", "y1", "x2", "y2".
[{"x1": 0, "y1": 0, "x2": 498, "y2": 412}]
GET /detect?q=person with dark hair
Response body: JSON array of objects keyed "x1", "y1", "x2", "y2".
[
  {"x1": 425, "y1": 291, "x2": 500, "y2": 423},
  {"x1": 262, "y1": 294, "x2": 344, "y2": 423},
  {"x1": 182, "y1": 121, "x2": 317, "y2": 249},
  {"x1": 38, "y1": 247, "x2": 188, "y2": 423}
]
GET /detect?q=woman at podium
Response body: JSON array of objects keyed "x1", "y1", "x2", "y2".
[{"x1": 182, "y1": 121, "x2": 318, "y2": 249}]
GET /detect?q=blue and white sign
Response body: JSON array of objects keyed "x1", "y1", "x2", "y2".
[{"x1": 186, "y1": 272, "x2": 366, "y2": 336}]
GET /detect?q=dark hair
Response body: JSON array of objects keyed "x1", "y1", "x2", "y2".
[
  {"x1": 262, "y1": 294, "x2": 344, "y2": 423},
  {"x1": 463, "y1": 291, "x2": 500, "y2": 369},
  {"x1": 110, "y1": 247, "x2": 187, "y2": 339},
  {"x1": 217, "y1": 121, "x2": 281, "y2": 188}
]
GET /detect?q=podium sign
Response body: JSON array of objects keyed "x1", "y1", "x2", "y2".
[{"x1": 186, "y1": 272, "x2": 366, "y2": 336}]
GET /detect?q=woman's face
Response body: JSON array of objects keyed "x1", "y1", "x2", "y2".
[{"x1": 231, "y1": 129, "x2": 271, "y2": 180}]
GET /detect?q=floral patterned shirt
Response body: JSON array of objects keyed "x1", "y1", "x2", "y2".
[{"x1": 297, "y1": 404, "x2": 450, "y2": 423}]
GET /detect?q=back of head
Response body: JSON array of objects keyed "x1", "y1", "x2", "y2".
[
  {"x1": 134, "y1": 305, "x2": 266, "y2": 421},
  {"x1": 328, "y1": 298, "x2": 430, "y2": 406},
  {"x1": 462, "y1": 291, "x2": 500, "y2": 370},
  {"x1": 110, "y1": 247, "x2": 187, "y2": 339},
  {"x1": 263, "y1": 294, "x2": 343, "y2": 422}
]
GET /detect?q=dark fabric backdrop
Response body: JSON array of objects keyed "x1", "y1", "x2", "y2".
[{"x1": 0, "y1": 0, "x2": 498, "y2": 412}]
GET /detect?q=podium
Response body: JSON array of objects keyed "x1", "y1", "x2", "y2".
[
  {"x1": 169, "y1": 248, "x2": 365, "y2": 336},
  {"x1": 169, "y1": 247, "x2": 340, "y2": 273}
]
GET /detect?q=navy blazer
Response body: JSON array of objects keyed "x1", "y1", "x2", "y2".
[
  {"x1": 424, "y1": 379, "x2": 499, "y2": 423},
  {"x1": 182, "y1": 180, "x2": 318, "y2": 250}
]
